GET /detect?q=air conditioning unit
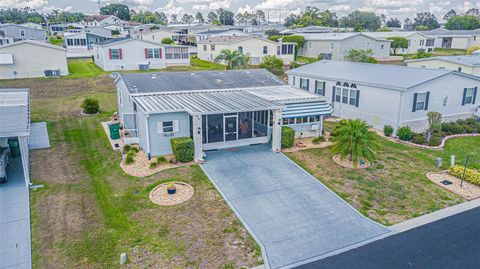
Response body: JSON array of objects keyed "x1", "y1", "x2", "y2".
[
  {"x1": 138, "y1": 64, "x2": 149, "y2": 70},
  {"x1": 474, "y1": 106, "x2": 480, "y2": 118}
]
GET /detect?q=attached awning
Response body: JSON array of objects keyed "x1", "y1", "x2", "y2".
[{"x1": 282, "y1": 100, "x2": 333, "y2": 118}]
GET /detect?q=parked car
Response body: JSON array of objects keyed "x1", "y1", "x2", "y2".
[{"x1": 0, "y1": 147, "x2": 9, "y2": 183}]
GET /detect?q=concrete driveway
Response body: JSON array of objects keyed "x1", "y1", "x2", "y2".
[{"x1": 201, "y1": 144, "x2": 390, "y2": 269}]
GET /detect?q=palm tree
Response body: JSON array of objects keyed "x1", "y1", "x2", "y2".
[
  {"x1": 214, "y1": 49, "x2": 249, "y2": 70},
  {"x1": 331, "y1": 119, "x2": 378, "y2": 166}
]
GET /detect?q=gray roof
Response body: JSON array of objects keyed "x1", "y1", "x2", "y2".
[
  {"x1": 118, "y1": 69, "x2": 284, "y2": 94},
  {"x1": 405, "y1": 55, "x2": 480, "y2": 67},
  {"x1": 422, "y1": 28, "x2": 480, "y2": 36},
  {"x1": 96, "y1": 37, "x2": 130, "y2": 45},
  {"x1": 0, "y1": 88, "x2": 30, "y2": 137},
  {"x1": 301, "y1": 32, "x2": 390, "y2": 42},
  {"x1": 287, "y1": 60, "x2": 464, "y2": 90},
  {"x1": 197, "y1": 29, "x2": 237, "y2": 35}
]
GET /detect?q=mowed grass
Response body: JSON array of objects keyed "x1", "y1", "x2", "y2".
[
  {"x1": 49, "y1": 36, "x2": 64, "y2": 46},
  {"x1": 68, "y1": 59, "x2": 108, "y2": 78},
  {"x1": 433, "y1": 48, "x2": 467, "y2": 56},
  {"x1": 285, "y1": 130, "x2": 477, "y2": 225},
  {"x1": 26, "y1": 80, "x2": 260, "y2": 268}
]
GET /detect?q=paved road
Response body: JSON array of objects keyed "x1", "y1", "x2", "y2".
[
  {"x1": 0, "y1": 158, "x2": 32, "y2": 269},
  {"x1": 297, "y1": 206, "x2": 480, "y2": 269},
  {"x1": 201, "y1": 145, "x2": 390, "y2": 269}
]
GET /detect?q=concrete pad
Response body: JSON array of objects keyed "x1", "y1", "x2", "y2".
[
  {"x1": 28, "y1": 122, "x2": 50, "y2": 149},
  {"x1": 201, "y1": 144, "x2": 390, "y2": 269},
  {"x1": 0, "y1": 158, "x2": 32, "y2": 269}
]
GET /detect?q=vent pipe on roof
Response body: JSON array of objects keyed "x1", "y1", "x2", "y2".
[{"x1": 152, "y1": 74, "x2": 157, "y2": 79}]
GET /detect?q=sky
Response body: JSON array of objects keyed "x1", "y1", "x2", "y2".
[{"x1": 1, "y1": 0, "x2": 480, "y2": 22}]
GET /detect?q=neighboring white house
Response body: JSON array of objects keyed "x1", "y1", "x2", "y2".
[
  {"x1": 136, "y1": 28, "x2": 174, "y2": 43},
  {"x1": 196, "y1": 29, "x2": 248, "y2": 42},
  {"x1": 92, "y1": 38, "x2": 190, "y2": 71},
  {"x1": 406, "y1": 55, "x2": 480, "y2": 76},
  {"x1": 0, "y1": 24, "x2": 48, "y2": 43},
  {"x1": 82, "y1": 15, "x2": 123, "y2": 27},
  {"x1": 0, "y1": 40, "x2": 68, "y2": 79},
  {"x1": 64, "y1": 31, "x2": 111, "y2": 58},
  {"x1": 65, "y1": 26, "x2": 112, "y2": 38},
  {"x1": 197, "y1": 35, "x2": 296, "y2": 65},
  {"x1": 49, "y1": 23, "x2": 84, "y2": 35},
  {"x1": 423, "y1": 29, "x2": 480, "y2": 50},
  {"x1": 19, "y1": 22, "x2": 43, "y2": 30},
  {"x1": 298, "y1": 33, "x2": 391, "y2": 60},
  {"x1": 364, "y1": 31, "x2": 435, "y2": 54},
  {"x1": 166, "y1": 23, "x2": 225, "y2": 45},
  {"x1": 287, "y1": 60, "x2": 479, "y2": 132}
]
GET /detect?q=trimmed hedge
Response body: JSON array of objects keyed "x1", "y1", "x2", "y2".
[
  {"x1": 449, "y1": 165, "x2": 480, "y2": 186},
  {"x1": 383, "y1": 125, "x2": 394, "y2": 137},
  {"x1": 396, "y1": 126, "x2": 412, "y2": 141},
  {"x1": 170, "y1": 137, "x2": 194, "y2": 163},
  {"x1": 281, "y1": 126, "x2": 295, "y2": 149}
]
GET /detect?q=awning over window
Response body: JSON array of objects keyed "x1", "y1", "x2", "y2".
[
  {"x1": 282, "y1": 100, "x2": 333, "y2": 118},
  {"x1": 0, "y1": 53, "x2": 13, "y2": 65}
]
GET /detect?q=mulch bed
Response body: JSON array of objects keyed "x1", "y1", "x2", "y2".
[
  {"x1": 120, "y1": 150, "x2": 194, "y2": 177},
  {"x1": 427, "y1": 171, "x2": 480, "y2": 200},
  {"x1": 149, "y1": 182, "x2": 194, "y2": 206},
  {"x1": 282, "y1": 137, "x2": 333, "y2": 153}
]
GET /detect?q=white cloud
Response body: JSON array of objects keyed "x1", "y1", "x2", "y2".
[
  {"x1": 0, "y1": 0, "x2": 48, "y2": 9},
  {"x1": 364, "y1": 0, "x2": 423, "y2": 9},
  {"x1": 156, "y1": 0, "x2": 185, "y2": 15}
]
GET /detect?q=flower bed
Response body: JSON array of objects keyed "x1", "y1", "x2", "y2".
[{"x1": 426, "y1": 171, "x2": 480, "y2": 200}]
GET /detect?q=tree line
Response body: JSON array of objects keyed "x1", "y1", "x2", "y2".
[{"x1": 1, "y1": 4, "x2": 479, "y2": 31}]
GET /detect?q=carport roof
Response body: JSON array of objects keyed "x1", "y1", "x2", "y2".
[{"x1": 0, "y1": 88, "x2": 30, "y2": 137}]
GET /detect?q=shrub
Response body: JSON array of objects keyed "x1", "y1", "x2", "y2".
[
  {"x1": 449, "y1": 165, "x2": 480, "y2": 185},
  {"x1": 123, "y1": 144, "x2": 131, "y2": 152},
  {"x1": 428, "y1": 135, "x2": 442, "y2": 146},
  {"x1": 396, "y1": 126, "x2": 412, "y2": 141},
  {"x1": 281, "y1": 126, "x2": 295, "y2": 149},
  {"x1": 125, "y1": 154, "x2": 134, "y2": 164},
  {"x1": 170, "y1": 137, "x2": 194, "y2": 163},
  {"x1": 81, "y1": 97, "x2": 99, "y2": 114},
  {"x1": 149, "y1": 161, "x2": 158, "y2": 169},
  {"x1": 312, "y1": 136, "x2": 326, "y2": 144},
  {"x1": 383, "y1": 125, "x2": 394, "y2": 137},
  {"x1": 161, "y1": 37, "x2": 174, "y2": 44},
  {"x1": 259, "y1": 55, "x2": 284, "y2": 75},
  {"x1": 411, "y1": 133, "x2": 426, "y2": 144},
  {"x1": 127, "y1": 148, "x2": 137, "y2": 156},
  {"x1": 157, "y1": 156, "x2": 167, "y2": 163}
]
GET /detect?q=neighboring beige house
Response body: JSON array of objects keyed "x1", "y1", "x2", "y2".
[
  {"x1": 364, "y1": 31, "x2": 435, "y2": 54},
  {"x1": 298, "y1": 33, "x2": 391, "y2": 60},
  {"x1": 197, "y1": 35, "x2": 296, "y2": 65},
  {"x1": 406, "y1": 55, "x2": 480, "y2": 76},
  {"x1": 0, "y1": 40, "x2": 68, "y2": 79}
]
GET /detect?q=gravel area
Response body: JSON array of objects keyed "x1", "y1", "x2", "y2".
[
  {"x1": 149, "y1": 182, "x2": 195, "y2": 206},
  {"x1": 427, "y1": 172, "x2": 480, "y2": 201},
  {"x1": 120, "y1": 150, "x2": 194, "y2": 177},
  {"x1": 332, "y1": 154, "x2": 371, "y2": 169},
  {"x1": 282, "y1": 137, "x2": 333, "y2": 153}
]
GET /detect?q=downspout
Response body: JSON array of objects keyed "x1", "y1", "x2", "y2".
[
  {"x1": 396, "y1": 90, "x2": 405, "y2": 129},
  {"x1": 145, "y1": 114, "x2": 151, "y2": 160}
]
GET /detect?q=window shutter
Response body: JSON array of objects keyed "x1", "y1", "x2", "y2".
[
  {"x1": 314, "y1": 80, "x2": 318, "y2": 94},
  {"x1": 157, "y1": 122, "x2": 164, "y2": 134},
  {"x1": 462, "y1": 88, "x2": 467, "y2": 105},
  {"x1": 355, "y1": 90, "x2": 360, "y2": 107},
  {"x1": 322, "y1": 82, "x2": 326, "y2": 96},
  {"x1": 159, "y1": 48, "x2": 162, "y2": 59},
  {"x1": 473, "y1": 87, "x2": 478, "y2": 104},
  {"x1": 173, "y1": 120, "x2": 179, "y2": 132},
  {"x1": 119, "y1": 48, "x2": 123, "y2": 59},
  {"x1": 145, "y1": 48, "x2": 148, "y2": 59},
  {"x1": 306, "y1": 79, "x2": 310, "y2": 91},
  {"x1": 332, "y1": 86, "x2": 336, "y2": 102},
  {"x1": 108, "y1": 48, "x2": 112, "y2": 59},
  {"x1": 424, "y1": 92, "x2": 430, "y2": 110},
  {"x1": 412, "y1": 93, "x2": 418, "y2": 112}
]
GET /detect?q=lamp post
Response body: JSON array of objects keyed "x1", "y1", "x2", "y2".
[{"x1": 461, "y1": 155, "x2": 471, "y2": 187}]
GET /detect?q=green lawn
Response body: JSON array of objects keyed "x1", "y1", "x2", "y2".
[
  {"x1": 27, "y1": 86, "x2": 260, "y2": 268},
  {"x1": 49, "y1": 36, "x2": 64, "y2": 46},
  {"x1": 68, "y1": 59, "x2": 108, "y2": 78},
  {"x1": 286, "y1": 130, "x2": 478, "y2": 225},
  {"x1": 433, "y1": 48, "x2": 467, "y2": 56}
]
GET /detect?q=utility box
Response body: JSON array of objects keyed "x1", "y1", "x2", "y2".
[
  {"x1": 7, "y1": 138, "x2": 20, "y2": 158},
  {"x1": 435, "y1": 158, "x2": 442, "y2": 168},
  {"x1": 108, "y1": 122, "x2": 120, "y2": 140}
]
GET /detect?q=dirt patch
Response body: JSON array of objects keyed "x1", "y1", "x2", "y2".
[
  {"x1": 427, "y1": 171, "x2": 480, "y2": 200},
  {"x1": 332, "y1": 154, "x2": 371, "y2": 169}
]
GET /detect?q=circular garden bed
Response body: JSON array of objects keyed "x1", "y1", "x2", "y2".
[{"x1": 149, "y1": 182, "x2": 194, "y2": 206}]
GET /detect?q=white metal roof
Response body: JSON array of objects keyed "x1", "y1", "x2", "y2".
[{"x1": 0, "y1": 88, "x2": 30, "y2": 137}]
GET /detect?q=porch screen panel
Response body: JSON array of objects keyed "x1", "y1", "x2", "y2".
[
  {"x1": 253, "y1": 110, "x2": 268, "y2": 138},
  {"x1": 238, "y1": 112, "x2": 253, "y2": 139},
  {"x1": 207, "y1": 114, "x2": 223, "y2": 143}
]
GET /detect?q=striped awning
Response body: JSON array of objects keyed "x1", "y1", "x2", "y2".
[{"x1": 282, "y1": 100, "x2": 333, "y2": 118}]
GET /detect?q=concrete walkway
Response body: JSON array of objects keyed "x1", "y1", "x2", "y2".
[
  {"x1": 0, "y1": 158, "x2": 32, "y2": 269},
  {"x1": 201, "y1": 144, "x2": 390, "y2": 269}
]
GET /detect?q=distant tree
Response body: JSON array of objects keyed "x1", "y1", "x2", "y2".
[
  {"x1": 387, "y1": 37, "x2": 409, "y2": 55},
  {"x1": 413, "y1": 50, "x2": 432, "y2": 59},
  {"x1": 339, "y1": 11, "x2": 381, "y2": 31},
  {"x1": 345, "y1": 49, "x2": 378, "y2": 63},
  {"x1": 170, "y1": 14, "x2": 178, "y2": 24},
  {"x1": 265, "y1": 29, "x2": 280, "y2": 37},
  {"x1": 157, "y1": 12, "x2": 168, "y2": 25},
  {"x1": 376, "y1": 26, "x2": 392, "y2": 32},
  {"x1": 161, "y1": 37, "x2": 174, "y2": 44},
  {"x1": 216, "y1": 8, "x2": 234, "y2": 25},
  {"x1": 130, "y1": 11, "x2": 167, "y2": 25},
  {"x1": 149, "y1": 25, "x2": 159, "y2": 30},
  {"x1": 354, "y1": 23, "x2": 362, "y2": 32},
  {"x1": 445, "y1": 15, "x2": 480, "y2": 30},
  {"x1": 215, "y1": 49, "x2": 249, "y2": 69},
  {"x1": 260, "y1": 55, "x2": 284, "y2": 74},
  {"x1": 415, "y1": 25, "x2": 429, "y2": 31},
  {"x1": 235, "y1": 12, "x2": 246, "y2": 25},
  {"x1": 386, "y1": 17, "x2": 401, "y2": 28},
  {"x1": 100, "y1": 3, "x2": 130, "y2": 20},
  {"x1": 48, "y1": 11, "x2": 86, "y2": 23},
  {"x1": 284, "y1": 13, "x2": 300, "y2": 27},
  {"x1": 268, "y1": 35, "x2": 282, "y2": 41},
  {"x1": 443, "y1": 9, "x2": 457, "y2": 21},
  {"x1": 181, "y1": 14, "x2": 194, "y2": 24},
  {"x1": 413, "y1": 12, "x2": 439, "y2": 30},
  {"x1": 466, "y1": 8, "x2": 480, "y2": 18},
  {"x1": 255, "y1": 10, "x2": 266, "y2": 24},
  {"x1": 380, "y1": 14, "x2": 387, "y2": 26},
  {"x1": 207, "y1": 11, "x2": 218, "y2": 23},
  {"x1": 0, "y1": 8, "x2": 45, "y2": 24},
  {"x1": 403, "y1": 17, "x2": 414, "y2": 30},
  {"x1": 195, "y1": 12, "x2": 204, "y2": 23},
  {"x1": 283, "y1": 7, "x2": 338, "y2": 28}
]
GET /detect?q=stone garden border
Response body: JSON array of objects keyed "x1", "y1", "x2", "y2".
[
  {"x1": 379, "y1": 132, "x2": 480, "y2": 151},
  {"x1": 149, "y1": 182, "x2": 194, "y2": 206}
]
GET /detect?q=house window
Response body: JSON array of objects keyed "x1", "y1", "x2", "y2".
[
  {"x1": 415, "y1": 92, "x2": 428, "y2": 111},
  {"x1": 162, "y1": 121, "x2": 174, "y2": 133},
  {"x1": 211, "y1": 44, "x2": 215, "y2": 51},
  {"x1": 263, "y1": 46, "x2": 268, "y2": 54},
  {"x1": 315, "y1": 80, "x2": 325, "y2": 96},
  {"x1": 381, "y1": 45, "x2": 384, "y2": 49},
  {"x1": 366, "y1": 41, "x2": 370, "y2": 48},
  {"x1": 0, "y1": 30, "x2": 5, "y2": 36},
  {"x1": 20, "y1": 30, "x2": 25, "y2": 37},
  {"x1": 147, "y1": 48, "x2": 161, "y2": 58},
  {"x1": 342, "y1": 88, "x2": 349, "y2": 104},
  {"x1": 281, "y1": 44, "x2": 294, "y2": 54},
  {"x1": 67, "y1": 39, "x2": 73, "y2": 46},
  {"x1": 292, "y1": 76, "x2": 295, "y2": 86},
  {"x1": 464, "y1": 88, "x2": 475, "y2": 104},
  {"x1": 165, "y1": 47, "x2": 189, "y2": 59},
  {"x1": 335, "y1": 87, "x2": 342, "y2": 102},
  {"x1": 426, "y1": 39, "x2": 435, "y2": 46},
  {"x1": 110, "y1": 49, "x2": 120, "y2": 59},
  {"x1": 300, "y1": 78, "x2": 309, "y2": 91},
  {"x1": 349, "y1": 90, "x2": 358, "y2": 105},
  {"x1": 238, "y1": 46, "x2": 243, "y2": 53},
  {"x1": 458, "y1": 67, "x2": 462, "y2": 72},
  {"x1": 330, "y1": 42, "x2": 334, "y2": 49},
  {"x1": 203, "y1": 44, "x2": 207, "y2": 51}
]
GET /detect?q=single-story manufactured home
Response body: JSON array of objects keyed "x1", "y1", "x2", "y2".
[
  {"x1": 92, "y1": 38, "x2": 190, "y2": 71},
  {"x1": 0, "y1": 40, "x2": 68, "y2": 79},
  {"x1": 114, "y1": 69, "x2": 332, "y2": 161},
  {"x1": 364, "y1": 31, "x2": 435, "y2": 54},
  {"x1": 287, "y1": 60, "x2": 479, "y2": 132},
  {"x1": 64, "y1": 31, "x2": 111, "y2": 58},
  {"x1": 298, "y1": 33, "x2": 391, "y2": 60},
  {"x1": 422, "y1": 29, "x2": 480, "y2": 50},
  {"x1": 196, "y1": 35, "x2": 296, "y2": 65},
  {"x1": 406, "y1": 55, "x2": 480, "y2": 76}
]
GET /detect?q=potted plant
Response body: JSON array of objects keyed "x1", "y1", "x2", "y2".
[{"x1": 167, "y1": 183, "x2": 176, "y2": 195}]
